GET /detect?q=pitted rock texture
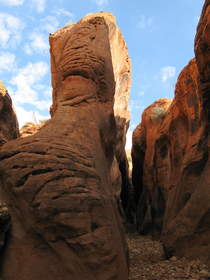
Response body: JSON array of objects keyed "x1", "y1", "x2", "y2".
[
  {"x1": 51, "y1": 12, "x2": 132, "y2": 215},
  {"x1": 0, "y1": 81, "x2": 19, "y2": 146},
  {"x1": 132, "y1": 98, "x2": 172, "y2": 235},
  {"x1": 161, "y1": 0, "x2": 210, "y2": 265},
  {"x1": 0, "y1": 14, "x2": 128, "y2": 280},
  {"x1": 99, "y1": 13, "x2": 131, "y2": 213},
  {"x1": 132, "y1": 0, "x2": 210, "y2": 266}
]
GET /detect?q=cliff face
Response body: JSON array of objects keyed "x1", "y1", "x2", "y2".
[
  {"x1": 50, "y1": 12, "x2": 131, "y2": 214},
  {"x1": 132, "y1": 98, "x2": 172, "y2": 235},
  {"x1": 132, "y1": 0, "x2": 210, "y2": 265},
  {"x1": 0, "y1": 82, "x2": 19, "y2": 145},
  {"x1": 0, "y1": 13, "x2": 129, "y2": 280},
  {"x1": 162, "y1": 0, "x2": 210, "y2": 265}
]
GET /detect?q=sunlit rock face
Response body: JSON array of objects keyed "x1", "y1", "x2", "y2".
[
  {"x1": 20, "y1": 121, "x2": 47, "y2": 138},
  {"x1": 132, "y1": 0, "x2": 210, "y2": 265},
  {"x1": 104, "y1": 13, "x2": 131, "y2": 213},
  {"x1": 0, "y1": 13, "x2": 129, "y2": 280},
  {"x1": 51, "y1": 12, "x2": 132, "y2": 216},
  {"x1": 0, "y1": 82, "x2": 19, "y2": 146}
]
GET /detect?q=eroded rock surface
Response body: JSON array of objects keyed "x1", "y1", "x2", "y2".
[
  {"x1": 106, "y1": 14, "x2": 131, "y2": 213},
  {"x1": 132, "y1": 98, "x2": 172, "y2": 235},
  {"x1": 0, "y1": 13, "x2": 128, "y2": 280},
  {"x1": 132, "y1": 0, "x2": 210, "y2": 265},
  {"x1": 20, "y1": 121, "x2": 48, "y2": 138},
  {"x1": 51, "y1": 12, "x2": 132, "y2": 215},
  {"x1": 161, "y1": 0, "x2": 210, "y2": 265},
  {"x1": 0, "y1": 82, "x2": 19, "y2": 145}
]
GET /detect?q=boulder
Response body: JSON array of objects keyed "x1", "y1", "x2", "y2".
[{"x1": 0, "y1": 13, "x2": 128, "y2": 280}]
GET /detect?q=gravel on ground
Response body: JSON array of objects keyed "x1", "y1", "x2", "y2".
[{"x1": 127, "y1": 232, "x2": 210, "y2": 280}]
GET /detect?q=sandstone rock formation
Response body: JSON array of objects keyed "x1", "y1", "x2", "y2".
[
  {"x1": 50, "y1": 12, "x2": 131, "y2": 215},
  {"x1": 0, "y1": 81, "x2": 19, "y2": 145},
  {"x1": 0, "y1": 203, "x2": 10, "y2": 251},
  {"x1": 162, "y1": 0, "x2": 210, "y2": 265},
  {"x1": 132, "y1": 98, "x2": 172, "y2": 235},
  {"x1": 132, "y1": 0, "x2": 210, "y2": 265},
  {"x1": 0, "y1": 13, "x2": 129, "y2": 280},
  {"x1": 105, "y1": 14, "x2": 131, "y2": 213},
  {"x1": 20, "y1": 121, "x2": 48, "y2": 138}
]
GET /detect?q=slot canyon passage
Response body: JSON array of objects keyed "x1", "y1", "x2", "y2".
[{"x1": 0, "y1": 1, "x2": 209, "y2": 280}]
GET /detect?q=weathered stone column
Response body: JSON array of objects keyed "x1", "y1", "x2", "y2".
[{"x1": 0, "y1": 13, "x2": 128, "y2": 280}]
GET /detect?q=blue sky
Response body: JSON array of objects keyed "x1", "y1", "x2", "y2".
[{"x1": 0, "y1": 0, "x2": 205, "y2": 148}]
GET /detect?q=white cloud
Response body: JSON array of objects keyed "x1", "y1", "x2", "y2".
[
  {"x1": 15, "y1": 105, "x2": 49, "y2": 128},
  {"x1": 94, "y1": 0, "x2": 108, "y2": 7},
  {"x1": 195, "y1": 15, "x2": 200, "y2": 24},
  {"x1": 139, "y1": 91, "x2": 145, "y2": 97},
  {"x1": 137, "y1": 15, "x2": 153, "y2": 30},
  {"x1": 24, "y1": 32, "x2": 49, "y2": 54},
  {"x1": 130, "y1": 100, "x2": 145, "y2": 112},
  {"x1": 55, "y1": 9, "x2": 74, "y2": 19},
  {"x1": 0, "y1": 13, "x2": 24, "y2": 48},
  {"x1": 10, "y1": 61, "x2": 49, "y2": 105},
  {"x1": 32, "y1": 0, "x2": 46, "y2": 13},
  {"x1": 0, "y1": 0, "x2": 24, "y2": 5},
  {"x1": 125, "y1": 129, "x2": 132, "y2": 150},
  {"x1": 160, "y1": 66, "x2": 176, "y2": 83},
  {"x1": 33, "y1": 99, "x2": 51, "y2": 111},
  {"x1": 0, "y1": 52, "x2": 16, "y2": 73},
  {"x1": 41, "y1": 16, "x2": 60, "y2": 33}
]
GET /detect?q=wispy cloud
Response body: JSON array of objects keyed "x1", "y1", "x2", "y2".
[
  {"x1": 54, "y1": 9, "x2": 74, "y2": 19},
  {"x1": 24, "y1": 32, "x2": 49, "y2": 54},
  {"x1": 160, "y1": 66, "x2": 176, "y2": 83},
  {"x1": 15, "y1": 105, "x2": 49, "y2": 128},
  {"x1": 0, "y1": 13, "x2": 24, "y2": 48},
  {"x1": 9, "y1": 61, "x2": 49, "y2": 106},
  {"x1": 125, "y1": 129, "x2": 133, "y2": 150},
  {"x1": 130, "y1": 100, "x2": 146, "y2": 111},
  {"x1": 94, "y1": 0, "x2": 108, "y2": 8},
  {"x1": 137, "y1": 15, "x2": 153, "y2": 30},
  {"x1": 139, "y1": 91, "x2": 145, "y2": 97},
  {"x1": 195, "y1": 15, "x2": 200, "y2": 24},
  {"x1": 41, "y1": 16, "x2": 60, "y2": 33},
  {"x1": 0, "y1": 52, "x2": 16, "y2": 73},
  {"x1": 31, "y1": 0, "x2": 46, "y2": 13},
  {"x1": 0, "y1": 0, "x2": 24, "y2": 5}
]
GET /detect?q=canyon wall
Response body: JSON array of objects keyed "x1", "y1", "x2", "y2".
[
  {"x1": 0, "y1": 82, "x2": 19, "y2": 252},
  {"x1": 0, "y1": 82, "x2": 19, "y2": 145},
  {"x1": 0, "y1": 13, "x2": 129, "y2": 280},
  {"x1": 132, "y1": 0, "x2": 210, "y2": 265},
  {"x1": 132, "y1": 98, "x2": 172, "y2": 235}
]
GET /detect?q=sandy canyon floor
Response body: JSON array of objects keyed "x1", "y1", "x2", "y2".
[{"x1": 128, "y1": 233, "x2": 210, "y2": 280}]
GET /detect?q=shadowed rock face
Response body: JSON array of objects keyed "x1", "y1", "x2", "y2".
[
  {"x1": 0, "y1": 14, "x2": 128, "y2": 280},
  {"x1": 105, "y1": 14, "x2": 131, "y2": 213},
  {"x1": 161, "y1": 0, "x2": 210, "y2": 265},
  {"x1": 132, "y1": 98, "x2": 172, "y2": 235},
  {"x1": 0, "y1": 82, "x2": 19, "y2": 146},
  {"x1": 132, "y1": 0, "x2": 210, "y2": 265}
]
